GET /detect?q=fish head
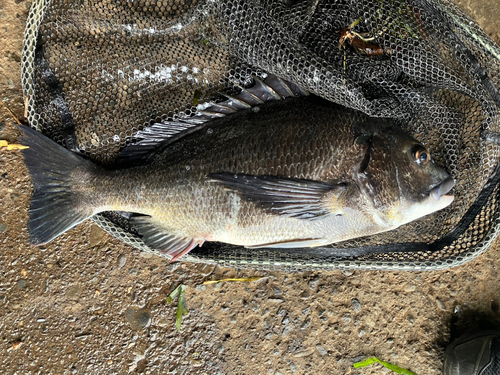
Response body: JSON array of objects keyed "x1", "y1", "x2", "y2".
[{"x1": 354, "y1": 124, "x2": 454, "y2": 228}]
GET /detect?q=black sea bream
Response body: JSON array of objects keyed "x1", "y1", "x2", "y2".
[{"x1": 20, "y1": 77, "x2": 454, "y2": 260}]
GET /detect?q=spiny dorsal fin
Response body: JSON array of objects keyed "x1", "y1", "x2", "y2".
[{"x1": 118, "y1": 74, "x2": 308, "y2": 163}]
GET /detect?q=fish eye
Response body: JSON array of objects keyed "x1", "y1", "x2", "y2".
[{"x1": 413, "y1": 147, "x2": 430, "y2": 165}]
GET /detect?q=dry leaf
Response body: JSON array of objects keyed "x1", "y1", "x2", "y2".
[
  {"x1": 0, "y1": 140, "x2": 29, "y2": 150},
  {"x1": 7, "y1": 341, "x2": 23, "y2": 352}
]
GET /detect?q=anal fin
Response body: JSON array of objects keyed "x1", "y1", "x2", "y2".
[{"x1": 130, "y1": 216, "x2": 204, "y2": 261}]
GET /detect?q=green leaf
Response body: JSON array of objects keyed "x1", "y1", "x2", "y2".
[
  {"x1": 167, "y1": 284, "x2": 188, "y2": 332},
  {"x1": 176, "y1": 285, "x2": 188, "y2": 332},
  {"x1": 167, "y1": 284, "x2": 182, "y2": 303},
  {"x1": 192, "y1": 89, "x2": 202, "y2": 106},
  {"x1": 353, "y1": 357, "x2": 417, "y2": 375}
]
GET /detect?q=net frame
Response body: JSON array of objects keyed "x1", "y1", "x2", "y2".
[{"x1": 21, "y1": 0, "x2": 500, "y2": 271}]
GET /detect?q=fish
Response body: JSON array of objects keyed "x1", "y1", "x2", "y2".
[{"x1": 20, "y1": 75, "x2": 455, "y2": 261}]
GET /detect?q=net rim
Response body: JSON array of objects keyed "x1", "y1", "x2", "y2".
[{"x1": 21, "y1": 0, "x2": 500, "y2": 271}]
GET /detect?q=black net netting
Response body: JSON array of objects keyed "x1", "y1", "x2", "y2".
[{"x1": 21, "y1": 0, "x2": 500, "y2": 270}]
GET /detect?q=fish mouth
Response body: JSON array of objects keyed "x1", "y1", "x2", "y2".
[{"x1": 430, "y1": 177, "x2": 455, "y2": 201}]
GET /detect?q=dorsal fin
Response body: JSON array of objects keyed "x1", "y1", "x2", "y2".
[{"x1": 118, "y1": 74, "x2": 308, "y2": 164}]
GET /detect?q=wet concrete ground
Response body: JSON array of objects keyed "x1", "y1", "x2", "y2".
[{"x1": 2, "y1": 0, "x2": 500, "y2": 374}]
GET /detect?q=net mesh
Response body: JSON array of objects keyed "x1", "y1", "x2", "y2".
[{"x1": 21, "y1": 0, "x2": 500, "y2": 270}]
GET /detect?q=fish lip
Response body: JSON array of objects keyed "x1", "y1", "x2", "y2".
[{"x1": 430, "y1": 177, "x2": 455, "y2": 201}]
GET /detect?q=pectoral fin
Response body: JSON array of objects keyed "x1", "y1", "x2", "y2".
[
  {"x1": 208, "y1": 173, "x2": 347, "y2": 219},
  {"x1": 130, "y1": 216, "x2": 204, "y2": 261}
]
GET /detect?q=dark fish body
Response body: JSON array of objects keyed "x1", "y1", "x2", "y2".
[{"x1": 21, "y1": 91, "x2": 454, "y2": 260}]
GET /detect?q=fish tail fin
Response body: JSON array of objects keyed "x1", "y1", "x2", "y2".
[{"x1": 19, "y1": 126, "x2": 95, "y2": 245}]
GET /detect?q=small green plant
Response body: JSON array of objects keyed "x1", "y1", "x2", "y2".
[
  {"x1": 353, "y1": 357, "x2": 417, "y2": 375},
  {"x1": 167, "y1": 284, "x2": 188, "y2": 332},
  {"x1": 192, "y1": 89, "x2": 202, "y2": 106}
]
